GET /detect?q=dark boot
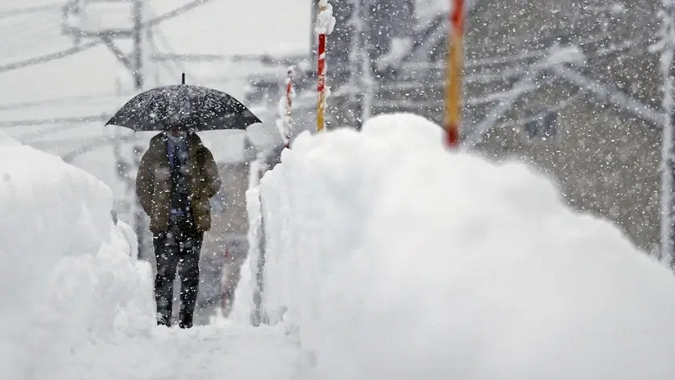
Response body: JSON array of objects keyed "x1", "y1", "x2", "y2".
[
  {"x1": 154, "y1": 231, "x2": 180, "y2": 327},
  {"x1": 178, "y1": 311, "x2": 194, "y2": 329},
  {"x1": 177, "y1": 231, "x2": 203, "y2": 329},
  {"x1": 155, "y1": 269, "x2": 174, "y2": 327},
  {"x1": 178, "y1": 268, "x2": 197, "y2": 330}
]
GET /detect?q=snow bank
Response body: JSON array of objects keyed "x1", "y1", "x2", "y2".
[
  {"x1": 315, "y1": 0, "x2": 336, "y2": 35},
  {"x1": 0, "y1": 131, "x2": 20, "y2": 147},
  {"x1": 247, "y1": 114, "x2": 675, "y2": 380},
  {"x1": 0, "y1": 131, "x2": 154, "y2": 379}
]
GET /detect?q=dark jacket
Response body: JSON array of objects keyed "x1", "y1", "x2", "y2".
[{"x1": 136, "y1": 132, "x2": 221, "y2": 234}]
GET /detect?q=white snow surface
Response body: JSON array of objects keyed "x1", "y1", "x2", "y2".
[
  {"x1": 233, "y1": 185, "x2": 263, "y2": 324},
  {"x1": 5, "y1": 109, "x2": 675, "y2": 379},
  {"x1": 315, "y1": 0, "x2": 336, "y2": 35},
  {"x1": 245, "y1": 113, "x2": 675, "y2": 380},
  {"x1": 0, "y1": 131, "x2": 299, "y2": 380},
  {"x1": 115, "y1": 220, "x2": 139, "y2": 259},
  {"x1": 0, "y1": 131, "x2": 153, "y2": 378}
]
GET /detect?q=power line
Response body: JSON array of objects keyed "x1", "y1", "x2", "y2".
[
  {"x1": 0, "y1": 0, "x2": 219, "y2": 79},
  {"x1": 0, "y1": 18, "x2": 61, "y2": 37},
  {"x1": 61, "y1": 134, "x2": 134, "y2": 163},
  {"x1": 0, "y1": 4, "x2": 61, "y2": 20},
  {"x1": 58, "y1": 0, "x2": 217, "y2": 91},
  {"x1": 0, "y1": 0, "x2": 226, "y2": 155},
  {"x1": 0, "y1": 92, "x2": 129, "y2": 111},
  {"x1": 152, "y1": 29, "x2": 199, "y2": 83},
  {"x1": 145, "y1": 4, "x2": 184, "y2": 79},
  {"x1": 151, "y1": 39, "x2": 181, "y2": 80},
  {"x1": 13, "y1": 120, "x2": 98, "y2": 142},
  {"x1": 0, "y1": 11, "x2": 63, "y2": 47},
  {"x1": 0, "y1": 114, "x2": 109, "y2": 128},
  {"x1": 147, "y1": 0, "x2": 217, "y2": 27},
  {"x1": 551, "y1": 66, "x2": 663, "y2": 126},
  {"x1": 0, "y1": 39, "x2": 102, "y2": 74},
  {"x1": 60, "y1": 0, "x2": 218, "y2": 39}
]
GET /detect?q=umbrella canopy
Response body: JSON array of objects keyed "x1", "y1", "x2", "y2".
[{"x1": 106, "y1": 85, "x2": 262, "y2": 132}]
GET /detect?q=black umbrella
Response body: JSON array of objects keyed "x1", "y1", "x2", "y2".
[{"x1": 106, "y1": 79, "x2": 261, "y2": 132}]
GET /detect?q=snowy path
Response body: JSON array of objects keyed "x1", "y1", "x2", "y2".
[
  {"x1": 32, "y1": 323, "x2": 301, "y2": 380},
  {"x1": 5, "y1": 113, "x2": 675, "y2": 379}
]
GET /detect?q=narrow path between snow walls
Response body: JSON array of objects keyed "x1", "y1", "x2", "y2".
[
  {"x1": 0, "y1": 132, "x2": 300, "y2": 380},
  {"x1": 237, "y1": 113, "x2": 675, "y2": 380}
]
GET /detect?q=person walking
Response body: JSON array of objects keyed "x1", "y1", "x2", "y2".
[{"x1": 136, "y1": 128, "x2": 221, "y2": 328}]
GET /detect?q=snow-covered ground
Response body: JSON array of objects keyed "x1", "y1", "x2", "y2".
[
  {"x1": 0, "y1": 130, "x2": 150, "y2": 378},
  {"x1": 238, "y1": 113, "x2": 675, "y2": 380},
  {"x1": 0, "y1": 131, "x2": 298, "y2": 380},
  {"x1": 4, "y1": 113, "x2": 675, "y2": 379},
  {"x1": 2, "y1": 0, "x2": 673, "y2": 377}
]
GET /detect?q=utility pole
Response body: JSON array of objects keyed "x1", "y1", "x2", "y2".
[
  {"x1": 347, "y1": 0, "x2": 373, "y2": 129},
  {"x1": 132, "y1": 0, "x2": 144, "y2": 91},
  {"x1": 62, "y1": 0, "x2": 147, "y2": 91},
  {"x1": 61, "y1": 0, "x2": 214, "y2": 260},
  {"x1": 655, "y1": 0, "x2": 675, "y2": 267},
  {"x1": 63, "y1": 0, "x2": 150, "y2": 259},
  {"x1": 130, "y1": 0, "x2": 150, "y2": 260}
]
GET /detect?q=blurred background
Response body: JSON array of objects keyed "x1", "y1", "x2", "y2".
[{"x1": 0, "y1": 0, "x2": 663, "y2": 322}]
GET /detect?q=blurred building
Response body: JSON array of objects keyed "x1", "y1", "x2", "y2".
[
  {"x1": 417, "y1": 0, "x2": 661, "y2": 254},
  {"x1": 244, "y1": 0, "x2": 663, "y2": 254},
  {"x1": 310, "y1": 0, "x2": 416, "y2": 85},
  {"x1": 187, "y1": 137, "x2": 255, "y2": 322}
]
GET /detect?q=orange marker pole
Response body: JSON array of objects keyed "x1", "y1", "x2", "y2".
[
  {"x1": 444, "y1": 0, "x2": 465, "y2": 147},
  {"x1": 317, "y1": 28, "x2": 327, "y2": 132},
  {"x1": 315, "y1": 0, "x2": 334, "y2": 133}
]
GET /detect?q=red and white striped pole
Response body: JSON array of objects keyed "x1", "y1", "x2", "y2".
[
  {"x1": 315, "y1": 0, "x2": 335, "y2": 133},
  {"x1": 286, "y1": 67, "x2": 295, "y2": 114},
  {"x1": 444, "y1": 0, "x2": 465, "y2": 148},
  {"x1": 277, "y1": 66, "x2": 295, "y2": 148}
]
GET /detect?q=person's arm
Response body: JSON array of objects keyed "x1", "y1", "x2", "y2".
[
  {"x1": 135, "y1": 152, "x2": 155, "y2": 215},
  {"x1": 200, "y1": 148, "x2": 222, "y2": 199}
]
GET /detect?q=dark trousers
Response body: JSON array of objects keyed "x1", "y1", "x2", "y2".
[{"x1": 153, "y1": 216, "x2": 203, "y2": 328}]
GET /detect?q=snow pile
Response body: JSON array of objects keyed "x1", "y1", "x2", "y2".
[
  {"x1": 247, "y1": 114, "x2": 675, "y2": 380},
  {"x1": 314, "y1": 0, "x2": 336, "y2": 35},
  {"x1": 114, "y1": 218, "x2": 140, "y2": 259},
  {"x1": 0, "y1": 131, "x2": 20, "y2": 147},
  {"x1": 232, "y1": 186, "x2": 263, "y2": 325},
  {"x1": 0, "y1": 132, "x2": 154, "y2": 379}
]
